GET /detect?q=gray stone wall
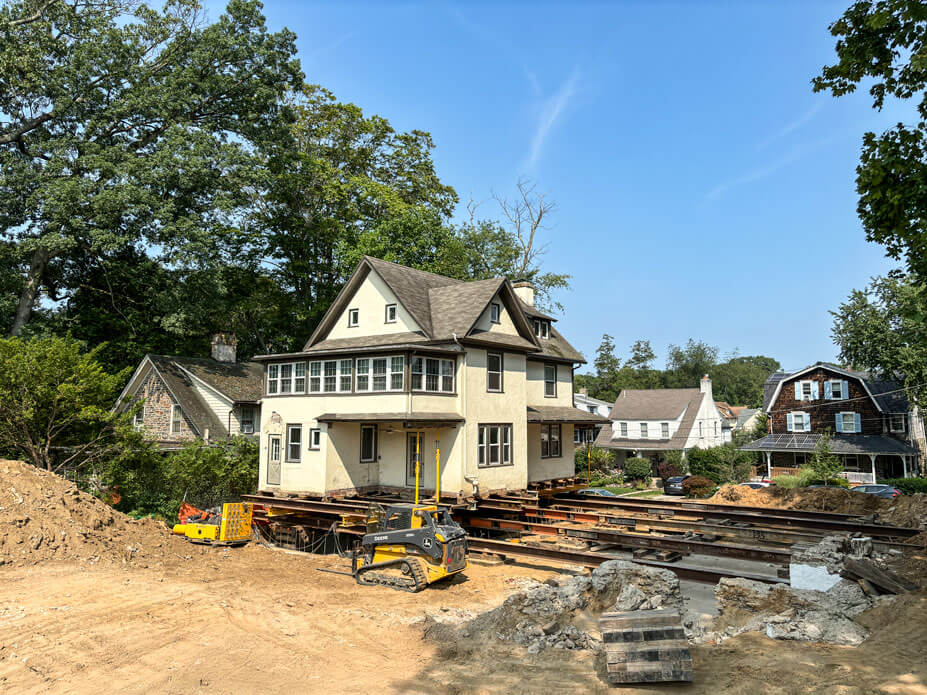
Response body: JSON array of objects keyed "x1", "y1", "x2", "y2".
[{"x1": 134, "y1": 372, "x2": 196, "y2": 444}]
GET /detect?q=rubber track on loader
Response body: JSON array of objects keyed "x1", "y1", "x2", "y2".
[{"x1": 356, "y1": 557, "x2": 428, "y2": 593}]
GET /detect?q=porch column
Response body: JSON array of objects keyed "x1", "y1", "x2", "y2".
[
  {"x1": 765, "y1": 451, "x2": 771, "y2": 478},
  {"x1": 869, "y1": 454, "x2": 877, "y2": 484},
  {"x1": 902, "y1": 454, "x2": 908, "y2": 479}
]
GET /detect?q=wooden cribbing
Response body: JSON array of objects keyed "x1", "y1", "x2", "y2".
[{"x1": 599, "y1": 610, "x2": 693, "y2": 685}]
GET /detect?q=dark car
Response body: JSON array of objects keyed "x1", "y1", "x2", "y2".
[
  {"x1": 739, "y1": 482, "x2": 772, "y2": 490},
  {"x1": 577, "y1": 488, "x2": 619, "y2": 497},
  {"x1": 663, "y1": 475, "x2": 690, "y2": 495},
  {"x1": 852, "y1": 484, "x2": 901, "y2": 499}
]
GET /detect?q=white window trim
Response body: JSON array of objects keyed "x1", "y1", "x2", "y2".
[
  {"x1": 544, "y1": 364, "x2": 557, "y2": 398},
  {"x1": 490, "y1": 302, "x2": 501, "y2": 324},
  {"x1": 661, "y1": 422, "x2": 669, "y2": 438},
  {"x1": 827, "y1": 379, "x2": 845, "y2": 400},
  {"x1": 478, "y1": 424, "x2": 512, "y2": 467},
  {"x1": 533, "y1": 319, "x2": 550, "y2": 339},
  {"x1": 286, "y1": 424, "x2": 302, "y2": 463},
  {"x1": 170, "y1": 404, "x2": 183, "y2": 434},
  {"x1": 412, "y1": 356, "x2": 455, "y2": 393},
  {"x1": 790, "y1": 411, "x2": 810, "y2": 432},
  {"x1": 640, "y1": 422, "x2": 648, "y2": 438},
  {"x1": 385, "y1": 304, "x2": 397, "y2": 323},
  {"x1": 890, "y1": 414, "x2": 906, "y2": 433},
  {"x1": 347, "y1": 308, "x2": 359, "y2": 327},
  {"x1": 486, "y1": 352, "x2": 503, "y2": 393},
  {"x1": 269, "y1": 361, "x2": 306, "y2": 395},
  {"x1": 133, "y1": 408, "x2": 144, "y2": 428},
  {"x1": 839, "y1": 411, "x2": 857, "y2": 433},
  {"x1": 798, "y1": 380, "x2": 815, "y2": 401},
  {"x1": 310, "y1": 359, "x2": 354, "y2": 394},
  {"x1": 309, "y1": 427, "x2": 321, "y2": 450},
  {"x1": 619, "y1": 422, "x2": 628, "y2": 438},
  {"x1": 355, "y1": 355, "x2": 404, "y2": 393}
]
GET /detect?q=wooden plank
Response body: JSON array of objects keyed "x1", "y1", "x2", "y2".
[{"x1": 841, "y1": 558, "x2": 918, "y2": 594}]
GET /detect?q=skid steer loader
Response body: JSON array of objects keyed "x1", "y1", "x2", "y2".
[{"x1": 349, "y1": 503, "x2": 468, "y2": 592}]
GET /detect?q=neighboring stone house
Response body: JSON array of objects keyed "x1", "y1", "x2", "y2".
[
  {"x1": 740, "y1": 363, "x2": 920, "y2": 482},
  {"x1": 116, "y1": 335, "x2": 263, "y2": 449},
  {"x1": 255, "y1": 256, "x2": 607, "y2": 499},
  {"x1": 573, "y1": 389, "x2": 611, "y2": 446},
  {"x1": 595, "y1": 376, "x2": 728, "y2": 466}
]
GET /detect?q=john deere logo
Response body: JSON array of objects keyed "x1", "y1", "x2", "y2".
[{"x1": 423, "y1": 537, "x2": 433, "y2": 548}]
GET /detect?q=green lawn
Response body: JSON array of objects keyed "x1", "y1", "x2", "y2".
[
  {"x1": 622, "y1": 489, "x2": 663, "y2": 498},
  {"x1": 590, "y1": 485, "x2": 634, "y2": 495}
]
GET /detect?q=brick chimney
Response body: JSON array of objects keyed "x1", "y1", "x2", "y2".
[
  {"x1": 211, "y1": 333, "x2": 237, "y2": 363},
  {"x1": 699, "y1": 374, "x2": 713, "y2": 400},
  {"x1": 512, "y1": 280, "x2": 535, "y2": 307}
]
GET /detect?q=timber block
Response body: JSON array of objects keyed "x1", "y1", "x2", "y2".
[{"x1": 599, "y1": 610, "x2": 693, "y2": 685}]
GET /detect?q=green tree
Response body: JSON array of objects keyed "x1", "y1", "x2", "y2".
[
  {"x1": 813, "y1": 1, "x2": 927, "y2": 279},
  {"x1": 711, "y1": 355, "x2": 781, "y2": 406},
  {"x1": 0, "y1": 336, "x2": 135, "y2": 472},
  {"x1": 0, "y1": 0, "x2": 301, "y2": 337},
  {"x1": 664, "y1": 339, "x2": 719, "y2": 388},
  {"x1": 626, "y1": 339, "x2": 656, "y2": 370},
  {"x1": 805, "y1": 432, "x2": 844, "y2": 485}
]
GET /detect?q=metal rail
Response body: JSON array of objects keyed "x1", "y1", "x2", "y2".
[
  {"x1": 242, "y1": 494, "x2": 369, "y2": 516},
  {"x1": 466, "y1": 516, "x2": 791, "y2": 564},
  {"x1": 547, "y1": 495, "x2": 918, "y2": 538},
  {"x1": 466, "y1": 538, "x2": 785, "y2": 585}
]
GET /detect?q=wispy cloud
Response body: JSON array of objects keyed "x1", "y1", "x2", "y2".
[
  {"x1": 756, "y1": 102, "x2": 824, "y2": 150},
  {"x1": 705, "y1": 135, "x2": 837, "y2": 202},
  {"x1": 527, "y1": 67, "x2": 581, "y2": 169},
  {"x1": 306, "y1": 31, "x2": 358, "y2": 62}
]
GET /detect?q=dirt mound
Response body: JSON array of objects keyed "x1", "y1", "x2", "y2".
[
  {"x1": 0, "y1": 459, "x2": 206, "y2": 567},
  {"x1": 708, "y1": 484, "x2": 927, "y2": 527}
]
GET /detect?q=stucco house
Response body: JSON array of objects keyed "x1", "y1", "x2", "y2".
[
  {"x1": 116, "y1": 335, "x2": 263, "y2": 449},
  {"x1": 594, "y1": 376, "x2": 728, "y2": 465},
  {"x1": 740, "y1": 363, "x2": 921, "y2": 482},
  {"x1": 254, "y1": 256, "x2": 606, "y2": 500}
]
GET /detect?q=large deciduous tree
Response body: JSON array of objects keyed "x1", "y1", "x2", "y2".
[{"x1": 0, "y1": 0, "x2": 301, "y2": 336}]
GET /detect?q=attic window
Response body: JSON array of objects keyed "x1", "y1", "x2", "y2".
[
  {"x1": 348, "y1": 308, "x2": 359, "y2": 327},
  {"x1": 171, "y1": 405, "x2": 182, "y2": 434},
  {"x1": 533, "y1": 319, "x2": 550, "y2": 339},
  {"x1": 385, "y1": 304, "x2": 397, "y2": 323},
  {"x1": 490, "y1": 302, "x2": 501, "y2": 324}
]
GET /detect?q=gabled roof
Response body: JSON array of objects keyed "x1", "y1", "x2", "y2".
[
  {"x1": 301, "y1": 256, "x2": 586, "y2": 363},
  {"x1": 144, "y1": 356, "x2": 229, "y2": 438},
  {"x1": 595, "y1": 390, "x2": 704, "y2": 451},
  {"x1": 607, "y1": 388, "x2": 700, "y2": 420},
  {"x1": 762, "y1": 362, "x2": 908, "y2": 414},
  {"x1": 169, "y1": 356, "x2": 263, "y2": 402}
]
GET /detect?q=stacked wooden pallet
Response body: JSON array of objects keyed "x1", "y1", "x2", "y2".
[{"x1": 600, "y1": 609, "x2": 693, "y2": 685}]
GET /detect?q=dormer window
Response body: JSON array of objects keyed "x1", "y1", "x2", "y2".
[
  {"x1": 384, "y1": 304, "x2": 397, "y2": 323},
  {"x1": 348, "y1": 308, "x2": 359, "y2": 327},
  {"x1": 490, "y1": 302, "x2": 501, "y2": 324},
  {"x1": 533, "y1": 319, "x2": 549, "y2": 339}
]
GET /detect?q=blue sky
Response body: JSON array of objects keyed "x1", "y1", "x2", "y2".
[{"x1": 241, "y1": 1, "x2": 913, "y2": 373}]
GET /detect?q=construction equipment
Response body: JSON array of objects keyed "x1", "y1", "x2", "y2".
[
  {"x1": 171, "y1": 501, "x2": 253, "y2": 546},
  {"x1": 349, "y1": 502, "x2": 468, "y2": 592}
]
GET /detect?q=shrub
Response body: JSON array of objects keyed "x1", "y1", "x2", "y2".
[
  {"x1": 574, "y1": 446, "x2": 615, "y2": 475},
  {"x1": 665, "y1": 449, "x2": 687, "y2": 473},
  {"x1": 686, "y1": 447, "x2": 726, "y2": 484},
  {"x1": 682, "y1": 475, "x2": 715, "y2": 498},
  {"x1": 624, "y1": 457, "x2": 653, "y2": 481},
  {"x1": 879, "y1": 478, "x2": 927, "y2": 495},
  {"x1": 773, "y1": 474, "x2": 800, "y2": 489},
  {"x1": 657, "y1": 461, "x2": 680, "y2": 481},
  {"x1": 590, "y1": 472, "x2": 624, "y2": 487}
]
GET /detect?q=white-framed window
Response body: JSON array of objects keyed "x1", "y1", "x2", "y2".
[
  {"x1": 385, "y1": 303, "x2": 397, "y2": 323},
  {"x1": 355, "y1": 356, "x2": 404, "y2": 392},
  {"x1": 533, "y1": 319, "x2": 550, "y2": 339},
  {"x1": 541, "y1": 424, "x2": 561, "y2": 458},
  {"x1": 360, "y1": 424, "x2": 378, "y2": 463},
  {"x1": 487, "y1": 352, "x2": 503, "y2": 392},
  {"x1": 841, "y1": 412, "x2": 856, "y2": 433},
  {"x1": 478, "y1": 424, "x2": 512, "y2": 467},
  {"x1": 890, "y1": 414, "x2": 906, "y2": 432},
  {"x1": 825, "y1": 379, "x2": 847, "y2": 400},
  {"x1": 411, "y1": 357, "x2": 455, "y2": 393},
  {"x1": 309, "y1": 427, "x2": 321, "y2": 450},
  {"x1": 574, "y1": 427, "x2": 582, "y2": 444},
  {"x1": 490, "y1": 302, "x2": 501, "y2": 324},
  {"x1": 240, "y1": 405, "x2": 255, "y2": 434},
  {"x1": 640, "y1": 422, "x2": 648, "y2": 438},
  {"x1": 286, "y1": 424, "x2": 301, "y2": 462},
  {"x1": 270, "y1": 436, "x2": 281, "y2": 464},
  {"x1": 171, "y1": 404, "x2": 182, "y2": 434},
  {"x1": 268, "y1": 362, "x2": 305, "y2": 394},
  {"x1": 788, "y1": 411, "x2": 810, "y2": 432},
  {"x1": 348, "y1": 308, "x2": 359, "y2": 327},
  {"x1": 620, "y1": 422, "x2": 628, "y2": 437},
  {"x1": 544, "y1": 364, "x2": 557, "y2": 397},
  {"x1": 133, "y1": 408, "x2": 144, "y2": 428},
  {"x1": 310, "y1": 359, "x2": 353, "y2": 394},
  {"x1": 795, "y1": 380, "x2": 818, "y2": 401},
  {"x1": 661, "y1": 422, "x2": 669, "y2": 438}
]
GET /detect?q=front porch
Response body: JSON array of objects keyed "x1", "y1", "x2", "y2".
[{"x1": 741, "y1": 433, "x2": 918, "y2": 484}]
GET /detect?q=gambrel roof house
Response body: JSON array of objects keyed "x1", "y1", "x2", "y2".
[
  {"x1": 594, "y1": 376, "x2": 728, "y2": 464},
  {"x1": 254, "y1": 256, "x2": 607, "y2": 500},
  {"x1": 115, "y1": 335, "x2": 263, "y2": 449},
  {"x1": 741, "y1": 362, "x2": 921, "y2": 482}
]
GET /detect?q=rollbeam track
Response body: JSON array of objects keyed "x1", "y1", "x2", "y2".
[{"x1": 242, "y1": 489, "x2": 918, "y2": 585}]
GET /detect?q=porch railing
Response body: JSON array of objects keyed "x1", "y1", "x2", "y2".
[{"x1": 841, "y1": 471, "x2": 875, "y2": 484}]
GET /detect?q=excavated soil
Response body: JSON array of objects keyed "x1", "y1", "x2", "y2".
[
  {"x1": 2, "y1": 460, "x2": 927, "y2": 694},
  {"x1": 709, "y1": 485, "x2": 927, "y2": 527}
]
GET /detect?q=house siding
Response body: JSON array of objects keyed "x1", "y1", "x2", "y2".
[{"x1": 770, "y1": 367, "x2": 882, "y2": 435}]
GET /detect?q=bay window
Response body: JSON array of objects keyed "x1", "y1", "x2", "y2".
[{"x1": 412, "y1": 357, "x2": 455, "y2": 393}]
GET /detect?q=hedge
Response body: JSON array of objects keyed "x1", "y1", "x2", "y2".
[
  {"x1": 682, "y1": 475, "x2": 715, "y2": 498},
  {"x1": 879, "y1": 478, "x2": 927, "y2": 495},
  {"x1": 624, "y1": 457, "x2": 653, "y2": 481}
]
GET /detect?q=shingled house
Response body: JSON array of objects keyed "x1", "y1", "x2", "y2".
[
  {"x1": 254, "y1": 256, "x2": 607, "y2": 499},
  {"x1": 115, "y1": 335, "x2": 263, "y2": 449},
  {"x1": 595, "y1": 376, "x2": 728, "y2": 466},
  {"x1": 740, "y1": 363, "x2": 921, "y2": 482}
]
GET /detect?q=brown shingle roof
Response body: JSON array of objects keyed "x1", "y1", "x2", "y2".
[
  {"x1": 364, "y1": 256, "x2": 461, "y2": 336},
  {"x1": 147, "y1": 356, "x2": 230, "y2": 438},
  {"x1": 308, "y1": 332, "x2": 432, "y2": 352},
  {"x1": 429, "y1": 279, "x2": 505, "y2": 339},
  {"x1": 535, "y1": 324, "x2": 584, "y2": 363},
  {"x1": 596, "y1": 391, "x2": 704, "y2": 451},
  {"x1": 170, "y1": 356, "x2": 264, "y2": 402},
  {"x1": 607, "y1": 388, "x2": 699, "y2": 420}
]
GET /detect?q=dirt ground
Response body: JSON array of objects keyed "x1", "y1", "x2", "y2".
[{"x1": 3, "y1": 461, "x2": 927, "y2": 694}]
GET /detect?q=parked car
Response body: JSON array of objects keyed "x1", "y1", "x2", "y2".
[
  {"x1": 739, "y1": 482, "x2": 771, "y2": 490},
  {"x1": 851, "y1": 484, "x2": 902, "y2": 499},
  {"x1": 578, "y1": 488, "x2": 619, "y2": 497},
  {"x1": 663, "y1": 475, "x2": 690, "y2": 495}
]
